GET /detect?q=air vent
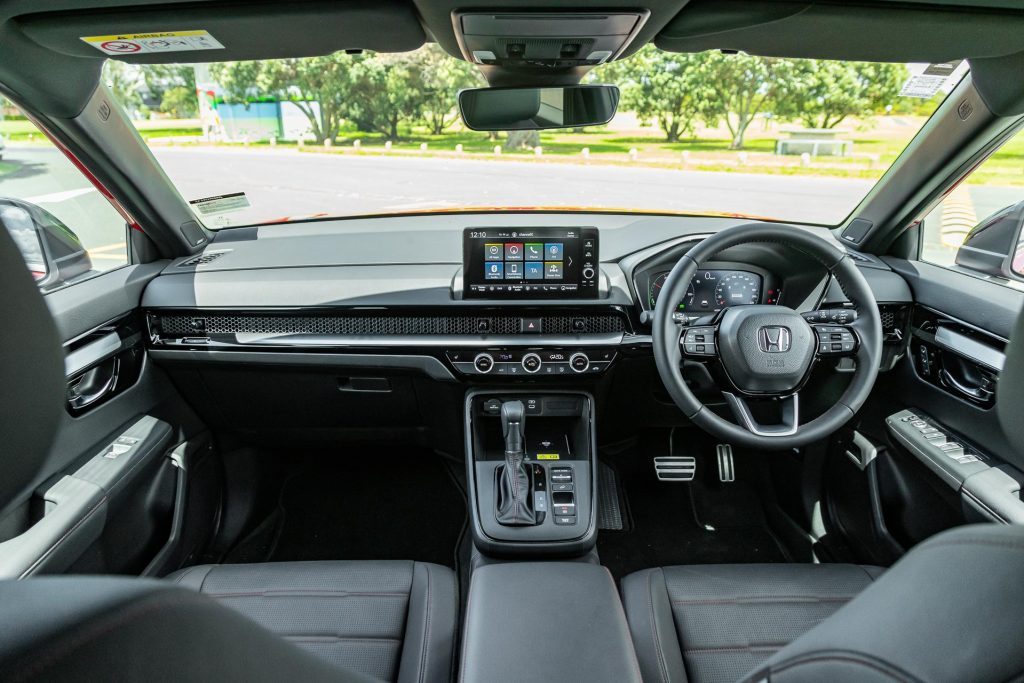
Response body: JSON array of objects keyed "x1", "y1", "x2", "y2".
[
  {"x1": 154, "y1": 311, "x2": 628, "y2": 338},
  {"x1": 179, "y1": 250, "x2": 229, "y2": 267}
]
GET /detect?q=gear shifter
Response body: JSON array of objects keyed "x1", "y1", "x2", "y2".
[{"x1": 495, "y1": 400, "x2": 539, "y2": 526}]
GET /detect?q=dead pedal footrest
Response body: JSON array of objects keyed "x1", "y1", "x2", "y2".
[{"x1": 654, "y1": 456, "x2": 696, "y2": 482}]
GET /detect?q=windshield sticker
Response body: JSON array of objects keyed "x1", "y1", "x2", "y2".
[
  {"x1": 189, "y1": 192, "x2": 250, "y2": 216},
  {"x1": 899, "y1": 60, "x2": 963, "y2": 99},
  {"x1": 81, "y1": 30, "x2": 224, "y2": 56}
]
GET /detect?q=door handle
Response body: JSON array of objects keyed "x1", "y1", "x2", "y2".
[
  {"x1": 938, "y1": 368, "x2": 992, "y2": 402},
  {"x1": 67, "y1": 358, "x2": 120, "y2": 409}
]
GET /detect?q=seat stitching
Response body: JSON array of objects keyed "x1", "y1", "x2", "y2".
[
  {"x1": 671, "y1": 596, "x2": 856, "y2": 606},
  {"x1": 684, "y1": 643, "x2": 787, "y2": 654},
  {"x1": 768, "y1": 649, "x2": 918, "y2": 683},
  {"x1": 647, "y1": 569, "x2": 670, "y2": 683},
  {"x1": 418, "y1": 563, "x2": 433, "y2": 683},
  {"x1": 208, "y1": 590, "x2": 408, "y2": 598},
  {"x1": 285, "y1": 635, "x2": 403, "y2": 643}
]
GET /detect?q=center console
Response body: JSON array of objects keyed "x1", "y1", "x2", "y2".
[{"x1": 465, "y1": 389, "x2": 597, "y2": 556}]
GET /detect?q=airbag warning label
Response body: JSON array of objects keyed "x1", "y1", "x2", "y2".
[{"x1": 81, "y1": 30, "x2": 225, "y2": 55}]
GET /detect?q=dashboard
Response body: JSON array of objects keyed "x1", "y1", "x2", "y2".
[{"x1": 140, "y1": 213, "x2": 911, "y2": 383}]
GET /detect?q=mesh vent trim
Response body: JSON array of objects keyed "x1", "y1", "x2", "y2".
[{"x1": 156, "y1": 312, "x2": 627, "y2": 337}]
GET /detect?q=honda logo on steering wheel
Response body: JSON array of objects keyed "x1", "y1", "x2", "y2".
[{"x1": 758, "y1": 326, "x2": 791, "y2": 353}]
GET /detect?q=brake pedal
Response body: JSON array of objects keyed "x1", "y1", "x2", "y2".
[
  {"x1": 716, "y1": 444, "x2": 735, "y2": 483},
  {"x1": 654, "y1": 456, "x2": 696, "y2": 482}
]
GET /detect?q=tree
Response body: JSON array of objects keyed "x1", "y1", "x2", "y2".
[
  {"x1": 213, "y1": 56, "x2": 360, "y2": 143},
  {"x1": 416, "y1": 45, "x2": 483, "y2": 135},
  {"x1": 603, "y1": 47, "x2": 713, "y2": 142},
  {"x1": 697, "y1": 52, "x2": 784, "y2": 149},
  {"x1": 159, "y1": 86, "x2": 199, "y2": 118},
  {"x1": 773, "y1": 61, "x2": 907, "y2": 129},
  {"x1": 345, "y1": 53, "x2": 429, "y2": 139},
  {"x1": 141, "y1": 65, "x2": 196, "y2": 105}
]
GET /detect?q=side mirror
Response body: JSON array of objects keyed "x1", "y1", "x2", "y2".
[
  {"x1": 955, "y1": 200, "x2": 1024, "y2": 281},
  {"x1": 458, "y1": 84, "x2": 619, "y2": 131},
  {"x1": 0, "y1": 197, "x2": 93, "y2": 291}
]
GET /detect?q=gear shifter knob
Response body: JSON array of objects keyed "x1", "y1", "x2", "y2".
[{"x1": 500, "y1": 400, "x2": 526, "y2": 454}]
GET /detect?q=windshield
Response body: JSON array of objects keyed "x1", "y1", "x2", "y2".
[{"x1": 107, "y1": 47, "x2": 964, "y2": 228}]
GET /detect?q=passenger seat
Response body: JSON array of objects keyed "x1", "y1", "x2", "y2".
[{"x1": 167, "y1": 560, "x2": 457, "y2": 683}]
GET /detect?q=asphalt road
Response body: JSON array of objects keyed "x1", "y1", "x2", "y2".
[{"x1": 1, "y1": 144, "x2": 1019, "y2": 272}]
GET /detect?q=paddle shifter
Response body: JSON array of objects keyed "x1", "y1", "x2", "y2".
[{"x1": 495, "y1": 400, "x2": 540, "y2": 526}]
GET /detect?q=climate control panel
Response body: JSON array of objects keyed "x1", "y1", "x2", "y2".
[{"x1": 446, "y1": 348, "x2": 617, "y2": 377}]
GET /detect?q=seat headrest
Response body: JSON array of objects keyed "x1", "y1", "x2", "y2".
[
  {"x1": 0, "y1": 222, "x2": 64, "y2": 517},
  {"x1": 998, "y1": 305, "x2": 1024, "y2": 442}
]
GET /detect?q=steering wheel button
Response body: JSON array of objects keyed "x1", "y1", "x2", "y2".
[{"x1": 841, "y1": 341, "x2": 856, "y2": 352}]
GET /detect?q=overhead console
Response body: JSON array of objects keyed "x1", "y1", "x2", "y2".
[
  {"x1": 462, "y1": 227, "x2": 599, "y2": 298},
  {"x1": 453, "y1": 11, "x2": 649, "y2": 69}
]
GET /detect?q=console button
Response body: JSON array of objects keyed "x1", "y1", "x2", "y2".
[
  {"x1": 524, "y1": 397, "x2": 542, "y2": 415},
  {"x1": 551, "y1": 482, "x2": 574, "y2": 492},
  {"x1": 473, "y1": 353, "x2": 494, "y2": 374},
  {"x1": 570, "y1": 353, "x2": 590, "y2": 373},
  {"x1": 522, "y1": 317, "x2": 542, "y2": 333},
  {"x1": 553, "y1": 504, "x2": 575, "y2": 516},
  {"x1": 454, "y1": 362, "x2": 477, "y2": 374},
  {"x1": 554, "y1": 516, "x2": 576, "y2": 526},
  {"x1": 483, "y1": 398, "x2": 502, "y2": 414},
  {"x1": 522, "y1": 353, "x2": 542, "y2": 373}
]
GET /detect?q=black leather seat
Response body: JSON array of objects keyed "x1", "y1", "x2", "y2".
[
  {"x1": 165, "y1": 560, "x2": 456, "y2": 683},
  {"x1": 621, "y1": 522, "x2": 1024, "y2": 682},
  {"x1": 621, "y1": 563, "x2": 883, "y2": 683}
]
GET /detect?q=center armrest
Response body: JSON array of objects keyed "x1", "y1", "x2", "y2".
[{"x1": 459, "y1": 562, "x2": 642, "y2": 683}]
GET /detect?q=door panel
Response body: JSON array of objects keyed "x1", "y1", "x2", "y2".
[
  {"x1": 820, "y1": 257, "x2": 1021, "y2": 563},
  {"x1": 0, "y1": 264, "x2": 217, "y2": 578}
]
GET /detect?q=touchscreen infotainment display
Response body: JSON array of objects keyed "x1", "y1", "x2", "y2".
[{"x1": 462, "y1": 227, "x2": 599, "y2": 299}]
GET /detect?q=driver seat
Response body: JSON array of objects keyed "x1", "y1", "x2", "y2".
[{"x1": 621, "y1": 305, "x2": 1024, "y2": 683}]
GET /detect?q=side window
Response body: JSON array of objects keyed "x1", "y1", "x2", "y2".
[
  {"x1": 0, "y1": 101, "x2": 129, "y2": 291},
  {"x1": 919, "y1": 126, "x2": 1024, "y2": 283}
]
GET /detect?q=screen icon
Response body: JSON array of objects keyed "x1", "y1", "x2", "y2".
[
  {"x1": 544, "y1": 262, "x2": 563, "y2": 279},
  {"x1": 525, "y1": 243, "x2": 544, "y2": 261},
  {"x1": 484, "y1": 244, "x2": 503, "y2": 261},
  {"x1": 525, "y1": 262, "x2": 544, "y2": 279},
  {"x1": 504, "y1": 243, "x2": 524, "y2": 260},
  {"x1": 485, "y1": 262, "x2": 504, "y2": 280},
  {"x1": 505, "y1": 262, "x2": 523, "y2": 279},
  {"x1": 545, "y1": 243, "x2": 563, "y2": 260}
]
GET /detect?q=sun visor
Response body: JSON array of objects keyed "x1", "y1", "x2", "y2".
[
  {"x1": 15, "y1": 0, "x2": 425, "y2": 64},
  {"x1": 655, "y1": 0, "x2": 1024, "y2": 64}
]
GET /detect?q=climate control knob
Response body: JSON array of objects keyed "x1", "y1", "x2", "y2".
[
  {"x1": 569, "y1": 352, "x2": 590, "y2": 373},
  {"x1": 522, "y1": 353, "x2": 542, "y2": 373},
  {"x1": 473, "y1": 353, "x2": 495, "y2": 374}
]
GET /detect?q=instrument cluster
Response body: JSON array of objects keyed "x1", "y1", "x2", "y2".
[{"x1": 646, "y1": 269, "x2": 781, "y2": 313}]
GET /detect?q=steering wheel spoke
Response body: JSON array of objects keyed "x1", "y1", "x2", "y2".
[
  {"x1": 680, "y1": 324, "x2": 719, "y2": 359},
  {"x1": 723, "y1": 392, "x2": 800, "y2": 437}
]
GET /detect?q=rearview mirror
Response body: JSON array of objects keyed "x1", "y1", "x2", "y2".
[
  {"x1": 458, "y1": 84, "x2": 619, "y2": 131},
  {"x1": 955, "y1": 200, "x2": 1024, "y2": 281}
]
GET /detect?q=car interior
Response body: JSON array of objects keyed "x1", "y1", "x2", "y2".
[{"x1": 1, "y1": 1, "x2": 1024, "y2": 682}]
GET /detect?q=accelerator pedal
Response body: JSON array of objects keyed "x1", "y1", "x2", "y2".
[{"x1": 716, "y1": 444, "x2": 735, "y2": 483}]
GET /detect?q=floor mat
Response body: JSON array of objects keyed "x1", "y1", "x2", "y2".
[
  {"x1": 232, "y1": 446, "x2": 467, "y2": 568},
  {"x1": 598, "y1": 431, "x2": 788, "y2": 581}
]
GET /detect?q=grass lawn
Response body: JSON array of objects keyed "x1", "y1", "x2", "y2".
[{"x1": 5, "y1": 112, "x2": 1020, "y2": 185}]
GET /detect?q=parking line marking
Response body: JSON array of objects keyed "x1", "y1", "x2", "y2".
[{"x1": 25, "y1": 187, "x2": 95, "y2": 204}]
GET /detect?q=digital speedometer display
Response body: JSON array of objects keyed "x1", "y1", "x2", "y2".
[{"x1": 649, "y1": 270, "x2": 765, "y2": 312}]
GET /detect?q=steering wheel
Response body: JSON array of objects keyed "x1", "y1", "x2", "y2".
[{"x1": 653, "y1": 223, "x2": 882, "y2": 449}]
